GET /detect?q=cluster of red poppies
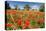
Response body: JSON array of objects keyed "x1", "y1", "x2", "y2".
[{"x1": 6, "y1": 10, "x2": 45, "y2": 30}]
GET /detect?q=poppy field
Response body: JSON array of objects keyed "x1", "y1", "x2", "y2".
[
  {"x1": 5, "y1": 10, "x2": 45, "y2": 30},
  {"x1": 5, "y1": 1, "x2": 45, "y2": 30}
]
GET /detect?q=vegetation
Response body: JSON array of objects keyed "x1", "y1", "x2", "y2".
[
  {"x1": 5, "y1": 1, "x2": 11, "y2": 10},
  {"x1": 5, "y1": 1, "x2": 45, "y2": 30},
  {"x1": 5, "y1": 10, "x2": 45, "y2": 30},
  {"x1": 39, "y1": 4, "x2": 45, "y2": 12},
  {"x1": 24, "y1": 4, "x2": 30, "y2": 11}
]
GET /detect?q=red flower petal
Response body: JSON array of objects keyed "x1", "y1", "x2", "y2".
[
  {"x1": 5, "y1": 24, "x2": 13, "y2": 27},
  {"x1": 17, "y1": 19, "x2": 22, "y2": 25},
  {"x1": 25, "y1": 20, "x2": 30, "y2": 27}
]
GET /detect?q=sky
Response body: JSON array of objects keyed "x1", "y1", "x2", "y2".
[{"x1": 7, "y1": 1, "x2": 44, "y2": 10}]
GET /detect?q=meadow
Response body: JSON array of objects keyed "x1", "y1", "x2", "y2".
[{"x1": 5, "y1": 9, "x2": 45, "y2": 30}]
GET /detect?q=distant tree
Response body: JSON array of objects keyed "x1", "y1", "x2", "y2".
[
  {"x1": 24, "y1": 4, "x2": 30, "y2": 11},
  {"x1": 15, "y1": 5, "x2": 18, "y2": 10},
  {"x1": 5, "y1": 1, "x2": 11, "y2": 10},
  {"x1": 39, "y1": 4, "x2": 45, "y2": 12},
  {"x1": 18, "y1": 8, "x2": 20, "y2": 10}
]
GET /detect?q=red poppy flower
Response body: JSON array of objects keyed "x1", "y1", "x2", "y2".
[
  {"x1": 5, "y1": 24, "x2": 13, "y2": 27},
  {"x1": 25, "y1": 20, "x2": 30, "y2": 27},
  {"x1": 17, "y1": 19, "x2": 22, "y2": 25},
  {"x1": 38, "y1": 18, "x2": 44, "y2": 23}
]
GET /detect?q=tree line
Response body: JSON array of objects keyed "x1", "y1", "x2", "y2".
[{"x1": 5, "y1": 1, "x2": 45, "y2": 12}]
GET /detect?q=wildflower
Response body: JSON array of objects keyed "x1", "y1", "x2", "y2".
[{"x1": 5, "y1": 24, "x2": 13, "y2": 27}]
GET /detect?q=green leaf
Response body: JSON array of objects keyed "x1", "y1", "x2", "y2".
[
  {"x1": 37, "y1": 22, "x2": 45, "y2": 28},
  {"x1": 7, "y1": 27, "x2": 13, "y2": 30},
  {"x1": 18, "y1": 26, "x2": 22, "y2": 29},
  {"x1": 30, "y1": 20, "x2": 36, "y2": 26}
]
